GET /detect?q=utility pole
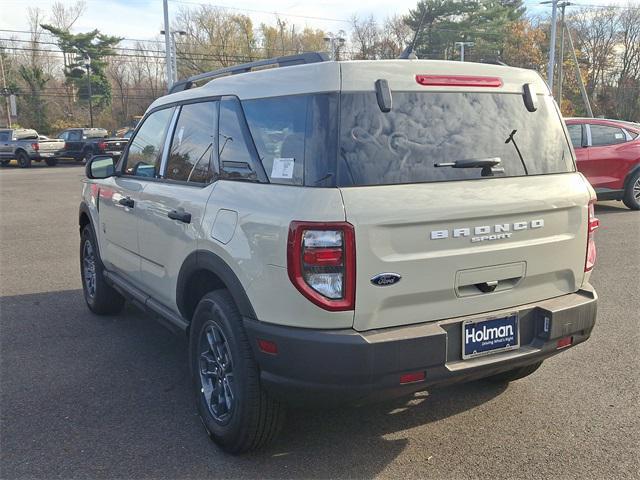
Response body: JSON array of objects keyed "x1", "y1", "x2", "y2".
[
  {"x1": 0, "y1": 53, "x2": 11, "y2": 127},
  {"x1": 557, "y1": 1, "x2": 572, "y2": 108},
  {"x1": 566, "y1": 24, "x2": 593, "y2": 117},
  {"x1": 162, "y1": 0, "x2": 174, "y2": 91},
  {"x1": 542, "y1": 0, "x2": 559, "y2": 89},
  {"x1": 323, "y1": 32, "x2": 346, "y2": 60},
  {"x1": 83, "y1": 53, "x2": 93, "y2": 128},
  {"x1": 161, "y1": 29, "x2": 186, "y2": 84},
  {"x1": 455, "y1": 41, "x2": 474, "y2": 62}
]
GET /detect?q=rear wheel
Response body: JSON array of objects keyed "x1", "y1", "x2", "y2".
[
  {"x1": 82, "y1": 149, "x2": 93, "y2": 163},
  {"x1": 45, "y1": 157, "x2": 58, "y2": 167},
  {"x1": 483, "y1": 361, "x2": 543, "y2": 383},
  {"x1": 80, "y1": 224, "x2": 125, "y2": 315},
  {"x1": 189, "y1": 290, "x2": 285, "y2": 454},
  {"x1": 623, "y1": 170, "x2": 640, "y2": 210},
  {"x1": 17, "y1": 151, "x2": 31, "y2": 168}
]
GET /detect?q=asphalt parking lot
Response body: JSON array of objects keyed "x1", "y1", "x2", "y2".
[{"x1": 1, "y1": 162, "x2": 639, "y2": 479}]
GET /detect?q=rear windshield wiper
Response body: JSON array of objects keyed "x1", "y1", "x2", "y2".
[{"x1": 435, "y1": 157, "x2": 504, "y2": 176}]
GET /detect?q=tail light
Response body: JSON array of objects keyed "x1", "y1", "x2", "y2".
[
  {"x1": 31, "y1": 142, "x2": 39, "y2": 151},
  {"x1": 585, "y1": 200, "x2": 599, "y2": 272},
  {"x1": 287, "y1": 221, "x2": 355, "y2": 311},
  {"x1": 97, "y1": 141, "x2": 107, "y2": 151}
]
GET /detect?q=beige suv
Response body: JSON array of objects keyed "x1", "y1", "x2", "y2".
[{"x1": 79, "y1": 53, "x2": 598, "y2": 453}]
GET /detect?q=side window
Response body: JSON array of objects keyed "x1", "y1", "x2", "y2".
[
  {"x1": 0, "y1": 132, "x2": 9, "y2": 142},
  {"x1": 590, "y1": 125, "x2": 626, "y2": 147},
  {"x1": 68, "y1": 130, "x2": 82, "y2": 141},
  {"x1": 243, "y1": 95, "x2": 306, "y2": 186},
  {"x1": 123, "y1": 107, "x2": 174, "y2": 178},
  {"x1": 218, "y1": 97, "x2": 264, "y2": 182},
  {"x1": 58, "y1": 131, "x2": 68, "y2": 141},
  {"x1": 165, "y1": 101, "x2": 218, "y2": 184},
  {"x1": 567, "y1": 124, "x2": 583, "y2": 148}
]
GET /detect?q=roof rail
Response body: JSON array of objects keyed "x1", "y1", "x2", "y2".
[{"x1": 168, "y1": 52, "x2": 330, "y2": 94}]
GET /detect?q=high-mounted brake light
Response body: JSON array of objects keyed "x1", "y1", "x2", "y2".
[
  {"x1": 585, "y1": 200, "x2": 599, "y2": 272},
  {"x1": 287, "y1": 221, "x2": 355, "y2": 311},
  {"x1": 416, "y1": 75, "x2": 503, "y2": 88}
]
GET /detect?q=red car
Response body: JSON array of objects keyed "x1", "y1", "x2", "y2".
[{"x1": 565, "y1": 117, "x2": 640, "y2": 210}]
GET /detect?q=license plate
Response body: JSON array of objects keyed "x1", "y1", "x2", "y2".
[
  {"x1": 462, "y1": 314, "x2": 519, "y2": 359},
  {"x1": 40, "y1": 152, "x2": 52, "y2": 157}
]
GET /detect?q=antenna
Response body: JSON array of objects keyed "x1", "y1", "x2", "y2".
[{"x1": 399, "y1": 6, "x2": 428, "y2": 59}]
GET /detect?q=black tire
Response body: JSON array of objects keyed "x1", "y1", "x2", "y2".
[
  {"x1": 80, "y1": 224, "x2": 125, "y2": 315},
  {"x1": 0, "y1": 160, "x2": 10, "y2": 167},
  {"x1": 622, "y1": 170, "x2": 640, "y2": 210},
  {"x1": 189, "y1": 290, "x2": 285, "y2": 454},
  {"x1": 17, "y1": 151, "x2": 31, "y2": 168},
  {"x1": 483, "y1": 361, "x2": 543, "y2": 384},
  {"x1": 45, "y1": 157, "x2": 58, "y2": 167},
  {"x1": 82, "y1": 149, "x2": 93, "y2": 163}
]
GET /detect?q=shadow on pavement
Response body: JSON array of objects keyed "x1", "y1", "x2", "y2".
[
  {"x1": 0, "y1": 160, "x2": 85, "y2": 170},
  {"x1": 0, "y1": 289, "x2": 506, "y2": 479}
]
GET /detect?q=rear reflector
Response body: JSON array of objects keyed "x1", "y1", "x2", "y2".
[
  {"x1": 556, "y1": 336, "x2": 573, "y2": 349},
  {"x1": 257, "y1": 339, "x2": 278, "y2": 355},
  {"x1": 416, "y1": 75, "x2": 503, "y2": 88},
  {"x1": 400, "y1": 371, "x2": 426, "y2": 384}
]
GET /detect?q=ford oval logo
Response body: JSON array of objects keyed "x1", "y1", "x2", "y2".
[{"x1": 370, "y1": 273, "x2": 402, "y2": 287}]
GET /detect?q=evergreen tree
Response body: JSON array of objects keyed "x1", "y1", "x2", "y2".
[{"x1": 40, "y1": 25, "x2": 121, "y2": 109}]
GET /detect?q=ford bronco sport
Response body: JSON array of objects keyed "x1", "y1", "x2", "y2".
[{"x1": 79, "y1": 53, "x2": 599, "y2": 453}]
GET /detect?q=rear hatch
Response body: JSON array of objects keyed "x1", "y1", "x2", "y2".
[{"x1": 336, "y1": 64, "x2": 591, "y2": 331}]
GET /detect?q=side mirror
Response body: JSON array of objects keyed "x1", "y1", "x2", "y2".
[{"x1": 86, "y1": 155, "x2": 116, "y2": 179}]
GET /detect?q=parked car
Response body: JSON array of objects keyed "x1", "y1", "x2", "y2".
[
  {"x1": 0, "y1": 128, "x2": 65, "y2": 167},
  {"x1": 566, "y1": 117, "x2": 640, "y2": 210},
  {"x1": 57, "y1": 127, "x2": 129, "y2": 163},
  {"x1": 80, "y1": 53, "x2": 598, "y2": 453}
]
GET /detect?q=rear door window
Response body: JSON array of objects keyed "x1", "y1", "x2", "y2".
[
  {"x1": 165, "y1": 101, "x2": 218, "y2": 184},
  {"x1": 567, "y1": 124, "x2": 584, "y2": 148},
  {"x1": 590, "y1": 124, "x2": 627, "y2": 146},
  {"x1": 337, "y1": 92, "x2": 573, "y2": 187},
  {"x1": 218, "y1": 97, "x2": 265, "y2": 182},
  {"x1": 0, "y1": 132, "x2": 9, "y2": 142},
  {"x1": 68, "y1": 130, "x2": 82, "y2": 141}
]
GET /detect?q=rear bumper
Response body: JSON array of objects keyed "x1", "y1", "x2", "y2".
[{"x1": 243, "y1": 286, "x2": 597, "y2": 405}]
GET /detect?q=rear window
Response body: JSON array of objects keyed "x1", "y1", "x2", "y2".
[{"x1": 337, "y1": 92, "x2": 573, "y2": 187}]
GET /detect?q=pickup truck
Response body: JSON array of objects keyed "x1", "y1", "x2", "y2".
[
  {"x1": 0, "y1": 129, "x2": 65, "y2": 168},
  {"x1": 57, "y1": 128, "x2": 129, "y2": 163}
]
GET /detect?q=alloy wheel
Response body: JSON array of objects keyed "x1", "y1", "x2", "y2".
[
  {"x1": 199, "y1": 322, "x2": 235, "y2": 424},
  {"x1": 634, "y1": 177, "x2": 640, "y2": 201},
  {"x1": 82, "y1": 239, "x2": 97, "y2": 298}
]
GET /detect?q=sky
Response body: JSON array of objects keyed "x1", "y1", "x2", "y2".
[{"x1": 0, "y1": 0, "x2": 637, "y2": 42}]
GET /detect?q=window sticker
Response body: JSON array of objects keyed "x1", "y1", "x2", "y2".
[
  {"x1": 614, "y1": 133, "x2": 624, "y2": 139},
  {"x1": 271, "y1": 157, "x2": 294, "y2": 179}
]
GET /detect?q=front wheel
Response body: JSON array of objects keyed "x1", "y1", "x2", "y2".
[
  {"x1": 17, "y1": 151, "x2": 31, "y2": 168},
  {"x1": 483, "y1": 361, "x2": 543, "y2": 384},
  {"x1": 80, "y1": 225, "x2": 125, "y2": 315},
  {"x1": 623, "y1": 170, "x2": 640, "y2": 210},
  {"x1": 189, "y1": 290, "x2": 285, "y2": 454}
]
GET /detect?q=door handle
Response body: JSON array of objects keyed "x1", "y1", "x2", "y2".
[
  {"x1": 118, "y1": 197, "x2": 135, "y2": 208},
  {"x1": 168, "y1": 209, "x2": 191, "y2": 224}
]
